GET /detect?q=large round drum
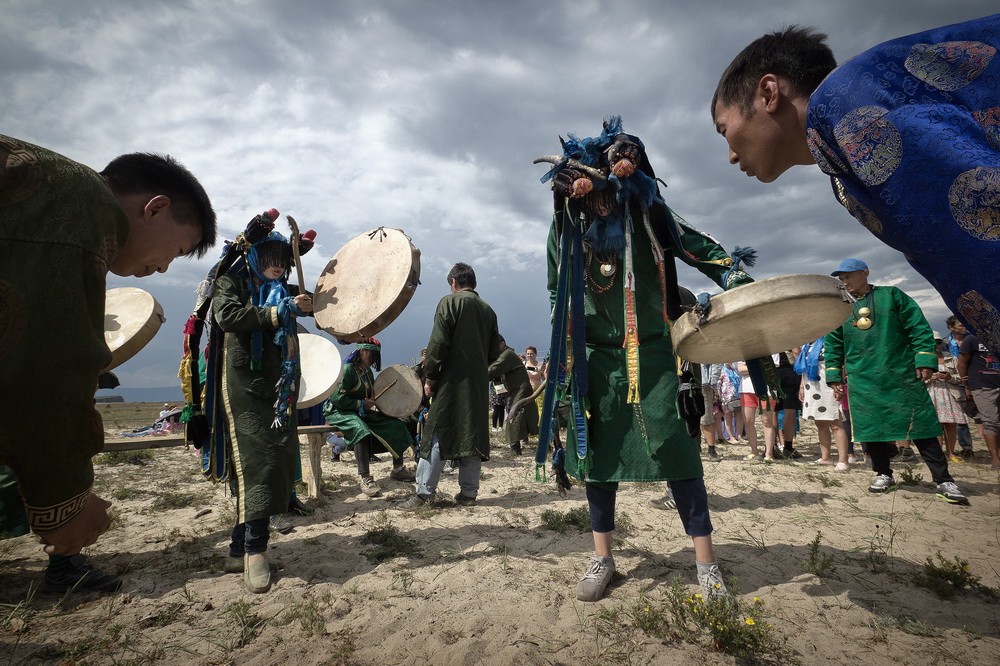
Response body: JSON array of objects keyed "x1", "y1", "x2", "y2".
[
  {"x1": 103, "y1": 287, "x2": 165, "y2": 371},
  {"x1": 671, "y1": 274, "x2": 852, "y2": 363},
  {"x1": 297, "y1": 333, "x2": 344, "y2": 409},
  {"x1": 373, "y1": 364, "x2": 423, "y2": 418},
  {"x1": 313, "y1": 228, "x2": 420, "y2": 343}
]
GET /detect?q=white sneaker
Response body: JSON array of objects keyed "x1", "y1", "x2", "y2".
[
  {"x1": 576, "y1": 556, "x2": 615, "y2": 601},
  {"x1": 935, "y1": 481, "x2": 970, "y2": 505},
  {"x1": 697, "y1": 563, "x2": 728, "y2": 598},
  {"x1": 868, "y1": 474, "x2": 897, "y2": 494}
]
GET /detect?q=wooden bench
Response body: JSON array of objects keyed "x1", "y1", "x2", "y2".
[{"x1": 100, "y1": 425, "x2": 339, "y2": 499}]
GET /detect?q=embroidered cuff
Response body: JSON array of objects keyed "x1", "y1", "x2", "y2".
[{"x1": 25, "y1": 486, "x2": 91, "y2": 534}]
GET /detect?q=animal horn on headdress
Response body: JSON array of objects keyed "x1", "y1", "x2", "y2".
[
  {"x1": 606, "y1": 134, "x2": 637, "y2": 178},
  {"x1": 531, "y1": 156, "x2": 607, "y2": 182}
]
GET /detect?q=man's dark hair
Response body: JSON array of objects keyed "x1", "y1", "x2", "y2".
[
  {"x1": 712, "y1": 25, "x2": 837, "y2": 119},
  {"x1": 101, "y1": 152, "x2": 217, "y2": 258},
  {"x1": 946, "y1": 315, "x2": 959, "y2": 327},
  {"x1": 447, "y1": 262, "x2": 477, "y2": 289},
  {"x1": 526, "y1": 346, "x2": 537, "y2": 353}
]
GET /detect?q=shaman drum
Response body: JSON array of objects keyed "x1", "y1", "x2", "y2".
[
  {"x1": 297, "y1": 333, "x2": 344, "y2": 409},
  {"x1": 103, "y1": 287, "x2": 165, "y2": 371},
  {"x1": 313, "y1": 228, "x2": 421, "y2": 343},
  {"x1": 671, "y1": 274, "x2": 852, "y2": 364},
  {"x1": 372, "y1": 364, "x2": 423, "y2": 418}
]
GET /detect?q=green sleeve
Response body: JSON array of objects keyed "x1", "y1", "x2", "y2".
[
  {"x1": 424, "y1": 297, "x2": 453, "y2": 383},
  {"x1": 212, "y1": 275, "x2": 278, "y2": 332},
  {"x1": 824, "y1": 327, "x2": 846, "y2": 383},
  {"x1": 324, "y1": 363, "x2": 364, "y2": 417},
  {"x1": 892, "y1": 287, "x2": 938, "y2": 370},
  {"x1": 674, "y1": 220, "x2": 753, "y2": 290},
  {"x1": 488, "y1": 349, "x2": 517, "y2": 380}
]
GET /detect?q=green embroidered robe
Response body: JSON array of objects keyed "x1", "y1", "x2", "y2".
[{"x1": 322, "y1": 362, "x2": 412, "y2": 458}]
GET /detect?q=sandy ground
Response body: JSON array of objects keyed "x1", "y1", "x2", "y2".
[{"x1": 1, "y1": 404, "x2": 998, "y2": 665}]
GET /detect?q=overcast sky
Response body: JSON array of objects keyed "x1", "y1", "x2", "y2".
[{"x1": 3, "y1": 0, "x2": 992, "y2": 389}]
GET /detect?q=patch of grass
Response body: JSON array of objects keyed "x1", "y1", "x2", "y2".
[
  {"x1": 390, "y1": 569, "x2": 416, "y2": 593},
  {"x1": 911, "y1": 552, "x2": 1000, "y2": 600},
  {"x1": 95, "y1": 449, "x2": 155, "y2": 465},
  {"x1": 892, "y1": 613, "x2": 942, "y2": 637},
  {"x1": 279, "y1": 596, "x2": 329, "y2": 636},
  {"x1": 220, "y1": 599, "x2": 267, "y2": 651},
  {"x1": 897, "y1": 466, "x2": 923, "y2": 486},
  {"x1": 495, "y1": 509, "x2": 529, "y2": 529},
  {"x1": 150, "y1": 491, "x2": 200, "y2": 511},
  {"x1": 359, "y1": 511, "x2": 423, "y2": 564},
  {"x1": 540, "y1": 506, "x2": 591, "y2": 533},
  {"x1": 864, "y1": 520, "x2": 899, "y2": 574},
  {"x1": 803, "y1": 531, "x2": 836, "y2": 576},
  {"x1": 110, "y1": 485, "x2": 148, "y2": 501},
  {"x1": 804, "y1": 472, "x2": 843, "y2": 488},
  {"x1": 591, "y1": 580, "x2": 798, "y2": 664}
]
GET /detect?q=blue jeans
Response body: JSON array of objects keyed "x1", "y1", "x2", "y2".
[
  {"x1": 229, "y1": 517, "x2": 269, "y2": 557},
  {"x1": 414, "y1": 435, "x2": 481, "y2": 499}
]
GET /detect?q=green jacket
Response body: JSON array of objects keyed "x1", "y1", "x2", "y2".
[
  {"x1": 824, "y1": 285, "x2": 941, "y2": 441},
  {"x1": 0, "y1": 135, "x2": 128, "y2": 534},
  {"x1": 422, "y1": 289, "x2": 501, "y2": 459}
]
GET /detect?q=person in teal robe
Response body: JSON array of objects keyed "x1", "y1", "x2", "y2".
[
  {"x1": 488, "y1": 336, "x2": 538, "y2": 455},
  {"x1": 323, "y1": 338, "x2": 416, "y2": 498},
  {"x1": 824, "y1": 258, "x2": 968, "y2": 505},
  {"x1": 210, "y1": 231, "x2": 313, "y2": 592},
  {"x1": 1, "y1": 134, "x2": 215, "y2": 591},
  {"x1": 539, "y1": 118, "x2": 755, "y2": 603}
]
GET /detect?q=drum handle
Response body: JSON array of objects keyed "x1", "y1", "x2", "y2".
[
  {"x1": 287, "y1": 215, "x2": 307, "y2": 292},
  {"x1": 837, "y1": 284, "x2": 858, "y2": 304},
  {"x1": 371, "y1": 379, "x2": 398, "y2": 403}
]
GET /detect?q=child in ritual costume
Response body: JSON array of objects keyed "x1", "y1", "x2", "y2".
[
  {"x1": 323, "y1": 338, "x2": 417, "y2": 498},
  {"x1": 188, "y1": 213, "x2": 313, "y2": 593},
  {"x1": 535, "y1": 117, "x2": 771, "y2": 602}
]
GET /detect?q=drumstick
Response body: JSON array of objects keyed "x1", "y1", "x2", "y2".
[
  {"x1": 286, "y1": 215, "x2": 306, "y2": 291},
  {"x1": 371, "y1": 379, "x2": 398, "y2": 403}
]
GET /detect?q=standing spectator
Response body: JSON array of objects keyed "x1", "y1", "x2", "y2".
[
  {"x1": 947, "y1": 316, "x2": 978, "y2": 456},
  {"x1": 824, "y1": 259, "x2": 968, "y2": 504},
  {"x1": 699, "y1": 364, "x2": 723, "y2": 461},
  {"x1": 774, "y1": 350, "x2": 804, "y2": 458},
  {"x1": 489, "y1": 336, "x2": 538, "y2": 455},
  {"x1": 957, "y1": 333, "x2": 1000, "y2": 470},
  {"x1": 926, "y1": 331, "x2": 967, "y2": 463},
  {"x1": 401, "y1": 263, "x2": 501, "y2": 508},
  {"x1": 490, "y1": 381, "x2": 508, "y2": 432},
  {"x1": 718, "y1": 362, "x2": 744, "y2": 444},
  {"x1": 737, "y1": 359, "x2": 777, "y2": 460},
  {"x1": 0, "y1": 134, "x2": 215, "y2": 591},
  {"x1": 524, "y1": 346, "x2": 546, "y2": 424},
  {"x1": 796, "y1": 338, "x2": 849, "y2": 470}
]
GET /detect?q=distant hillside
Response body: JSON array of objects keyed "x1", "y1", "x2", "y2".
[{"x1": 95, "y1": 386, "x2": 185, "y2": 404}]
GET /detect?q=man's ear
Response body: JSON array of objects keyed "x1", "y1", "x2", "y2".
[
  {"x1": 142, "y1": 194, "x2": 171, "y2": 220},
  {"x1": 758, "y1": 73, "x2": 782, "y2": 114}
]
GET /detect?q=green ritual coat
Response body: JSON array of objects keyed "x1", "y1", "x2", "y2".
[
  {"x1": 489, "y1": 347, "x2": 538, "y2": 443},
  {"x1": 421, "y1": 289, "x2": 501, "y2": 460},
  {"x1": 547, "y1": 215, "x2": 752, "y2": 483},
  {"x1": 323, "y1": 362, "x2": 412, "y2": 458},
  {"x1": 213, "y1": 274, "x2": 299, "y2": 523},
  {"x1": 0, "y1": 135, "x2": 128, "y2": 535},
  {"x1": 824, "y1": 285, "x2": 942, "y2": 442}
]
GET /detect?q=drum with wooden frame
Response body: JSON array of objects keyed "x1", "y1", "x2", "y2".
[
  {"x1": 296, "y1": 333, "x2": 344, "y2": 408},
  {"x1": 671, "y1": 274, "x2": 853, "y2": 364},
  {"x1": 372, "y1": 364, "x2": 423, "y2": 418},
  {"x1": 313, "y1": 227, "x2": 420, "y2": 343},
  {"x1": 103, "y1": 287, "x2": 165, "y2": 371}
]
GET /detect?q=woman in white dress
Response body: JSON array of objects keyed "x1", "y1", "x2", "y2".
[
  {"x1": 926, "y1": 331, "x2": 967, "y2": 462},
  {"x1": 796, "y1": 338, "x2": 850, "y2": 471}
]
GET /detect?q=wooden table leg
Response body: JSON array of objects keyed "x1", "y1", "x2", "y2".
[{"x1": 299, "y1": 432, "x2": 325, "y2": 499}]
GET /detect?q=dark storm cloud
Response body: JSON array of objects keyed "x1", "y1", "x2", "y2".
[{"x1": 3, "y1": 0, "x2": 990, "y2": 386}]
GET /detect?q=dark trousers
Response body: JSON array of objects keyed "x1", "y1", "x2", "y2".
[
  {"x1": 867, "y1": 437, "x2": 953, "y2": 483},
  {"x1": 586, "y1": 478, "x2": 713, "y2": 537},
  {"x1": 229, "y1": 516, "x2": 269, "y2": 557},
  {"x1": 355, "y1": 435, "x2": 402, "y2": 477},
  {"x1": 492, "y1": 404, "x2": 506, "y2": 428}
]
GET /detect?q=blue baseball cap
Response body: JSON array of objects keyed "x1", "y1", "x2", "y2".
[{"x1": 831, "y1": 258, "x2": 869, "y2": 276}]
